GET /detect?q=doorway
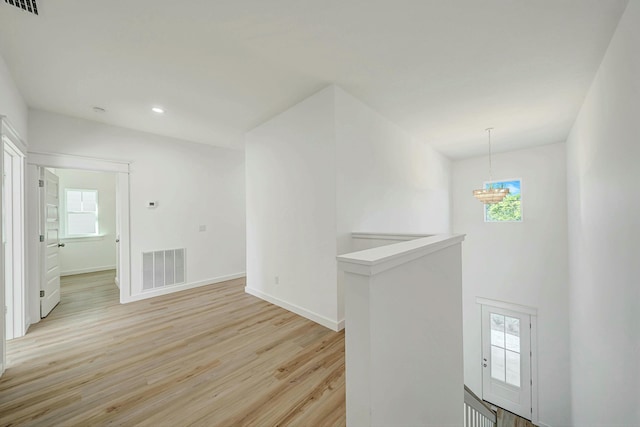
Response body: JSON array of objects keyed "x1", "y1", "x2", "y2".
[
  {"x1": 26, "y1": 152, "x2": 131, "y2": 325},
  {"x1": 478, "y1": 298, "x2": 538, "y2": 423},
  {"x1": 39, "y1": 167, "x2": 118, "y2": 317}
]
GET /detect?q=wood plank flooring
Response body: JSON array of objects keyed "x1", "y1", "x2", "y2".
[
  {"x1": 0, "y1": 271, "x2": 346, "y2": 426},
  {"x1": 495, "y1": 406, "x2": 537, "y2": 427}
]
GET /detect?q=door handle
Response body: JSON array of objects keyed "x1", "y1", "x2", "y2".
[
  {"x1": 58, "y1": 243, "x2": 65, "y2": 248},
  {"x1": 115, "y1": 239, "x2": 120, "y2": 243},
  {"x1": 483, "y1": 363, "x2": 487, "y2": 368}
]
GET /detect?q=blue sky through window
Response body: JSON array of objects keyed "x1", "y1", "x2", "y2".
[
  {"x1": 484, "y1": 179, "x2": 522, "y2": 222},
  {"x1": 485, "y1": 180, "x2": 521, "y2": 195}
]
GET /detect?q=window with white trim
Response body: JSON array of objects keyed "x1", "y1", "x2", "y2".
[
  {"x1": 484, "y1": 179, "x2": 522, "y2": 222},
  {"x1": 65, "y1": 189, "x2": 99, "y2": 236}
]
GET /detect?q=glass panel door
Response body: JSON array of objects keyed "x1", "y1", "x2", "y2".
[{"x1": 481, "y1": 304, "x2": 532, "y2": 420}]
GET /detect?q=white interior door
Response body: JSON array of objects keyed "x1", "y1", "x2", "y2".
[
  {"x1": 41, "y1": 168, "x2": 61, "y2": 318},
  {"x1": 482, "y1": 304, "x2": 532, "y2": 420}
]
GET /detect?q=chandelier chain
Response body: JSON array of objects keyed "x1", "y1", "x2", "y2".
[{"x1": 486, "y1": 127, "x2": 494, "y2": 184}]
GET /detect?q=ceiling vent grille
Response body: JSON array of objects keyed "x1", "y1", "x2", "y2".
[{"x1": 5, "y1": 0, "x2": 38, "y2": 15}]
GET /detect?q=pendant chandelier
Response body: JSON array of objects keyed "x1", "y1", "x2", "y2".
[{"x1": 472, "y1": 128, "x2": 509, "y2": 204}]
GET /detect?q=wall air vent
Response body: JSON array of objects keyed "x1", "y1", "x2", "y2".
[
  {"x1": 142, "y1": 248, "x2": 186, "y2": 291},
  {"x1": 5, "y1": 0, "x2": 38, "y2": 15}
]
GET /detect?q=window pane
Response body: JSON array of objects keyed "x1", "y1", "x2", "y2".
[
  {"x1": 68, "y1": 212, "x2": 97, "y2": 235},
  {"x1": 506, "y1": 350, "x2": 521, "y2": 387},
  {"x1": 490, "y1": 313, "x2": 505, "y2": 348},
  {"x1": 83, "y1": 199, "x2": 97, "y2": 212},
  {"x1": 505, "y1": 316, "x2": 520, "y2": 352},
  {"x1": 82, "y1": 191, "x2": 97, "y2": 212},
  {"x1": 491, "y1": 345, "x2": 505, "y2": 382},
  {"x1": 66, "y1": 190, "x2": 82, "y2": 211},
  {"x1": 82, "y1": 191, "x2": 96, "y2": 202},
  {"x1": 484, "y1": 179, "x2": 522, "y2": 222}
]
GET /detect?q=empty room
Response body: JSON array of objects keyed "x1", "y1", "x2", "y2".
[{"x1": 0, "y1": 1, "x2": 638, "y2": 426}]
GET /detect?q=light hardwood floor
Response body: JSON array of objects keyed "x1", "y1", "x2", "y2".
[
  {"x1": 0, "y1": 271, "x2": 346, "y2": 426},
  {"x1": 495, "y1": 406, "x2": 537, "y2": 427}
]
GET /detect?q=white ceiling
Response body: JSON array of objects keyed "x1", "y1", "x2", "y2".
[{"x1": 0, "y1": 0, "x2": 629, "y2": 158}]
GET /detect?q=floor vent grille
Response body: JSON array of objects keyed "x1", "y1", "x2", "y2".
[
  {"x1": 5, "y1": 0, "x2": 38, "y2": 15},
  {"x1": 142, "y1": 248, "x2": 185, "y2": 291}
]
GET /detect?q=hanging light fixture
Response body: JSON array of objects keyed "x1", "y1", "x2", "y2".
[{"x1": 472, "y1": 128, "x2": 509, "y2": 204}]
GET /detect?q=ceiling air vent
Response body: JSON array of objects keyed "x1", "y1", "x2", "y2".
[{"x1": 5, "y1": 0, "x2": 38, "y2": 15}]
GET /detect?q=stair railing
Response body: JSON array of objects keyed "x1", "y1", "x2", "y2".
[{"x1": 464, "y1": 385, "x2": 497, "y2": 427}]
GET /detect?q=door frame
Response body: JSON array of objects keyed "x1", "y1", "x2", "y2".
[
  {"x1": 3, "y1": 136, "x2": 26, "y2": 338},
  {"x1": 477, "y1": 297, "x2": 538, "y2": 424},
  {"x1": 0, "y1": 117, "x2": 27, "y2": 377},
  {"x1": 27, "y1": 152, "x2": 131, "y2": 324}
]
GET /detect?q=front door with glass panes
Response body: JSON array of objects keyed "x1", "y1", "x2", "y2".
[{"x1": 481, "y1": 304, "x2": 532, "y2": 419}]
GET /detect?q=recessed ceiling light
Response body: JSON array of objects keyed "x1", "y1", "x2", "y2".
[
  {"x1": 92, "y1": 106, "x2": 106, "y2": 113},
  {"x1": 151, "y1": 107, "x2": 165, "y2": 114}
]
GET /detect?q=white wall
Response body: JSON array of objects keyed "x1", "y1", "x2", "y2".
[
  {"x1": 0, "y1": 54, "x2": 27, "y2": 139},
  {"x1": 28, "y1": 109, "x2": 246, "y2": 304},
  {"x1": 335, "y1": 87, "x2": 451, "y2": 254},
  {"x1": 566, "y1": 0, "x2": 640, "y2": 424},
  {"x1": 340, "y1": 236, "x2": 464, "y2": 427},
  {"x1": 245, "y1": 87, "x2": 339, "y2": 329},
  {"x1": 452, "y1": 143, "x2": 570, "y2": 426},
  {"x1": 246, "y1": 85, "x2": 452, "y2": 330},
  {"x1": 56, "y1": 168, "x2": 117, "y2": 276},
  {"x1": 335, "y1": 87, "x2": 451, "y2": 321}
]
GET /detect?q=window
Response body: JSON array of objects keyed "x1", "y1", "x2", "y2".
[
  {"x1": 65, "y1": 189, "x2": 99, "y2": 236},
  {"x1": 484, "y1": 179, "x2": 522, "y2": 222}
]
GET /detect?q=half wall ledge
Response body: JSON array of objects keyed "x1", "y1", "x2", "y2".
[
  {"x1": 337, "y1": 233, "x2": 466, "y2": 276},
  {"x1": 338, "y1": 232, "x2": 466, "y2": 427}
]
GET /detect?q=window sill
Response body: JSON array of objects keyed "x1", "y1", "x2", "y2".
[{"x1": 61, "y1": 235, "x2": 106, "y2": 243}]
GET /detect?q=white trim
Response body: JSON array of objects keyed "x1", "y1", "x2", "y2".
[
  {"x1": 351, "y1": 232, "x2": 432, "y2": 241},
  {"x1": 60, "y1": 235, "x2": 106, "y2": 243},
  {"x1": 245, "y1": 286, "x2": 343, "y2": 332},
  {"x1": 531, "y1": 316, "x2": 539, "y2": 425},
  {"x1": 61, "y1": 265, "x2": 116, "y2": 277},
  {"x1": 0, "y1": 116, "x2": 28, "y2": 154},
  {"x1": 475, "y1": 297, "x2": 538, "y2": 316},
  {"x1": 27, "y1": 151, "x2": 130, "y2": 173},
  {"x1": 116, "y1": 172, "x2": 131, "y2": 302},
  {"x1": 123, "y1": 272, "x2": 245, "y2": 303},
  {"x1": 482, "y1": 177, "x2": 523, "y2": 223},
  {"x1": 2, "y1": 141, "x2": 27, "y2": 339},
  {"x1": 337, "y1": 234, "x2": 465, "y2": 276}
]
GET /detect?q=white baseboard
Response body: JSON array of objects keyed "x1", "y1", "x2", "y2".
[
  {"x1": 122, "y1": 272, "x2": 246, "y2": 303},
  {"x1": 61, "y1": 265, "x2": 116, "y2": 276},
  {"x1": 245, "y1": 286, "x2": 344, "y2": 332}
]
